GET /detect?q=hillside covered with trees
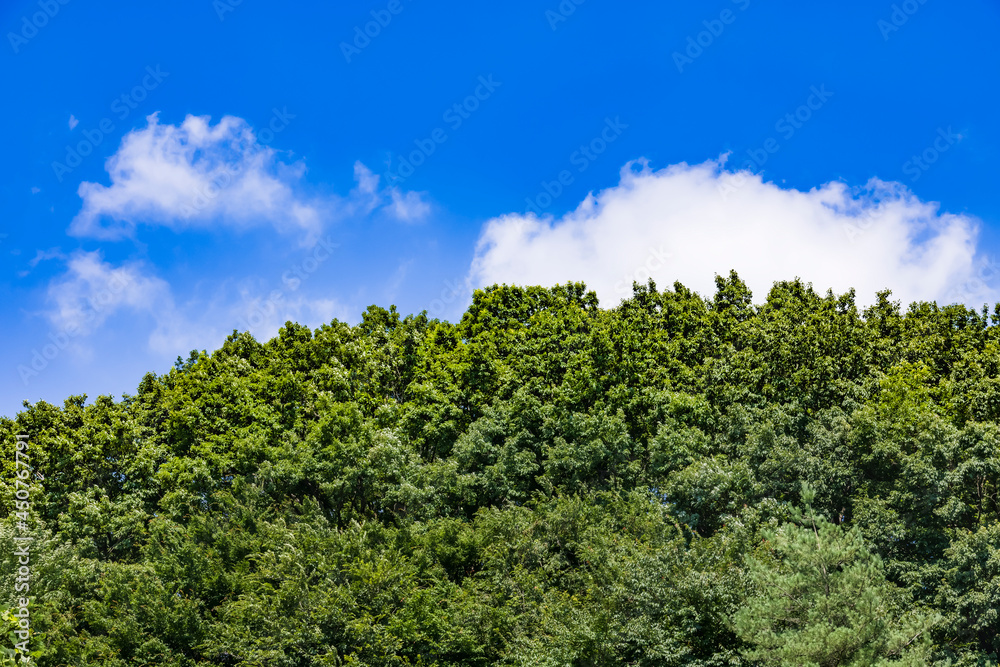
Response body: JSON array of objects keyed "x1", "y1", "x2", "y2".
[{"x1": 3, "y1": 273, "x2": 1000, "y2": 665}]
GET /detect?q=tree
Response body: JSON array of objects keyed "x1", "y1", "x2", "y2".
[
  {"x1": 8, "y1": 273, "x2": 1000, "y2": 663},
  {"x1": 733, "y1": 483, "x2": 937, "y2": 666}
]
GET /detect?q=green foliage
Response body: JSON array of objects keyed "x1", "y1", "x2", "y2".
[
  {"x1": 2, "y1": 276, "x2": 1000, "y2": 664},
  {"x1": 734, "y1": 483, "x2": 937, "y2": 665}
]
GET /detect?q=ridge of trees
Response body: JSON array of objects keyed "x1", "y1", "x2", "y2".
[{"x1": 2, "y1": 272, "x2": 999, "y2": 665}]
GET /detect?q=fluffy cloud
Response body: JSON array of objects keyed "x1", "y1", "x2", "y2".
[
  {"x1": 70, "y1": 114, "x2": 429, "y2": 242},
  {"x1": 469, "y1": 158, "x2": 996, "y2": 308}
]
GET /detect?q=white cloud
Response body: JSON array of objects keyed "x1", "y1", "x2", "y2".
[
  {"x1": 43, "y1": 251, "x2": 352, "y2": 361},
  {"x1": 43, "y1": 252, "x2": 220, "y2": 358},
  {"x1": 68, "y1": 115, "x2": 79, "y2": 130},
  {"x1": 469, "y1": 157, "x2": 996, "y2": 308},
  {"x1": 30, "y1": 187, "x2": 40, "y2": 194},
  {"x1": 226, "y1": 289, "x2": 350, "y2": 345},
  {"x1": 45, "y1": 251, "x2": 176, "y2": 337},
  {"x1": 350, "y1": 161, "x2": 382, "y2": 214},
  {"x1": 69, "y1": 114, "x2": 429, "y2": 243},
  {"x1": 389, "y1": 188, "x2": 432, "y2": 223},
  {"x1": 145, "y1": 285, "x2": 352, "y2": 359},
  {"x1": 352, "y1": 161, "x2": 431, "y2": 223},
  {"x1": 70, "y1": 113, "x2": 325, "y2": 242},
  {"x1": 29, "y1": 248, "x2": 66, "y2": 267}
]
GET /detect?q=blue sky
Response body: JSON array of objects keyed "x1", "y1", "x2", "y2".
[{"x1": 2, "y1": 0, "x2": 999, "y2": 417}]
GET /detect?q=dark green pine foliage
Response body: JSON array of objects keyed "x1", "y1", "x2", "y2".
[
  {"x1": 734, "y1": 483, "x2": 937, "y2": 665},
  {"x1": 0, "y1": 274, "x2": 999, "y2": 665}
]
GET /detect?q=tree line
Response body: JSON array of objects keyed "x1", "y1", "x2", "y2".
[{"x1": 2, "y1": 272, "x2": 999, "y2": 665}]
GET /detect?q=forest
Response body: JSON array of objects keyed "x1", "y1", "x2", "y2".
[{"x1": 2, "y1": 273, "x2": 999, "y2": 665}]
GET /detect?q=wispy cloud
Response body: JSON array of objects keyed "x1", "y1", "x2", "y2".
[
  {"x1": 389, "y1": 188, "x2": 432, "y2": 222},
  {"x1": 227, "y1": 288, "x2": 349, "y2": 343},
  {"x1": 29, "y1": 248, "x2": 66, "y2": 267},
  {"x1": 68, "y1": 114, "x2": 79, "y2": 130},
  {"x1": 469, "y1": 157, "x2": 994, "y2": 308},
  {"x1": 352, "y1": 161, "x2": 431, "y2": 222},
  {"x1": 42, "y1": 250, "x2": 352, "y2": 361},
  {"x1": 45, "y1": 251, "x2": 176, "y2": 338}
]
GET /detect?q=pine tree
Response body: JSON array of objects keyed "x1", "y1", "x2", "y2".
[{"x1": 733, "y1": 483, "x2": 938, "y2": 666}]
